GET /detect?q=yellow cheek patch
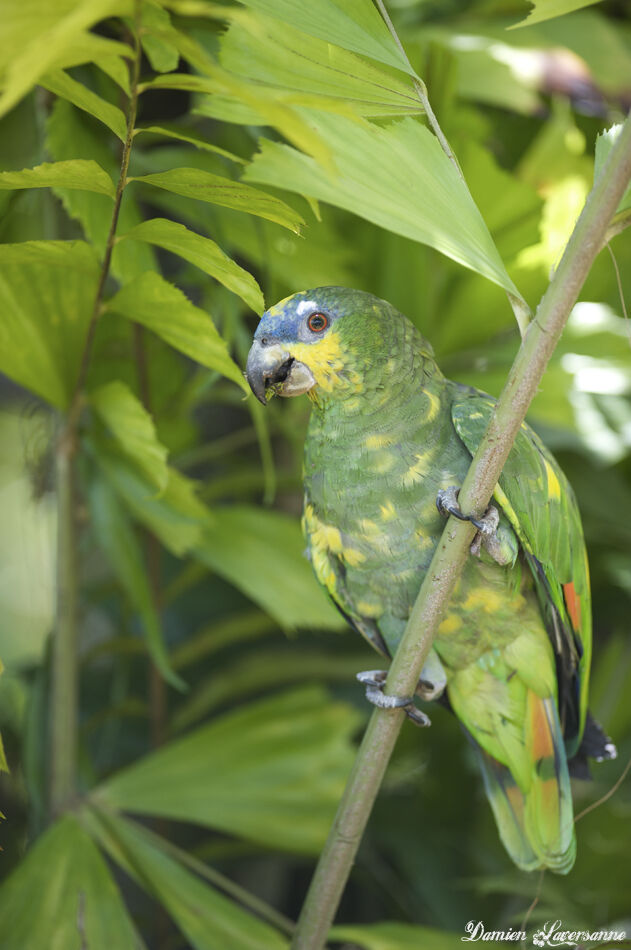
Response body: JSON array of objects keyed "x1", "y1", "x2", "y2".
[{"x1": 283, "y1": 330, "x2": 358, "y2": 394}]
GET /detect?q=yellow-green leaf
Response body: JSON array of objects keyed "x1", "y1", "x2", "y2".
[
  {"x1": 106, "y1": 271, "x2": 248, "y2": 390},
  {"x1": 97, "y1": 686, "x2": 360, "y2": 853},
  {"x1": 0, "y1": 0, "x2": 133, "y2": 119},
  {"x1": 134, "y1": 124, "x2": 246, "y2": 163},
  {"x1": 510, "y1": 0, "x2": 603, "y2": 29},
  {"x1": 88, "y1": 811, "x2": 287, "y2": 950},
  {"x1": 245, "y1": 111, "x2": 521, "y2": 298},
  {"x1": 0, "y1": 160, "x2": 115, "y2": 198},
  {"x1": 0, "y1": 241, "x2": 100, "y2": 408},
  {"x1": 234, "y1": 0, "x2": 412, "y2": 75},
  {"x1": 40, "y1": 69, "x2": 128, "y2": 141},
  {"x1": 119, "y1": 218, "x2": 264, "y2": 313},
  {"x1": 0, "y1": 815, "x2": 140, "y2": 950},
  {"x1": 218, "y1": 10, "x2": 421, "y2": 117},
  {"x1": 130, "y1": 167, "x2": 304, "y2": 233},
  {"x1": 90, "y1": 380, "x2": 169, "y2": 492}
]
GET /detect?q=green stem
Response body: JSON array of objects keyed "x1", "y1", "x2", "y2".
[
  {"x1": 373, "y1": 0, "x2": 532, "y2": 336},
  {"x1": 291, "y1": 111, "x2": 631, "y2": 950},
  {"x1": 49, "y1": 439, "x2": 78, "y2": 817},
  {"x1": 49, "y1": 9, "x2": 142, "y2": 819}
]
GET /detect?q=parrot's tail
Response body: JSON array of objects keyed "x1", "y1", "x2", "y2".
[{"x1": 475, "y1": 693, "x2": 576, "y2": 874}]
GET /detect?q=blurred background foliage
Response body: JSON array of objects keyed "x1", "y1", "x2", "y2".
[{"x1": 0, "y1": 0, "x2": 630, "y2": 947}]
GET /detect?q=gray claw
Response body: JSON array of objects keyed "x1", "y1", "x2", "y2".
[{"x1": 356, "y1": 670, "x2": 431, "y2": 727}]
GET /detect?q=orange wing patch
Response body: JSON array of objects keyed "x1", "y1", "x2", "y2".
[{"x1": 563, "y1": 581, "x2": 582, "y2": 632}]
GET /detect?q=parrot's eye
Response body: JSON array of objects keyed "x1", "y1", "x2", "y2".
[{"x1": 307, "y1": 312, "x2": 329, "y2": 333}]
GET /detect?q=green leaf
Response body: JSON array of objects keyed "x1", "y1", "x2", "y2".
[
  {"x1": 88, "y1": 811, "x2": 287, "y2": 950},
  {"x1": 140, "y1": 1, "x2": 180, "y2": 73},
  {"x1": 510, "y1": 0, "x2": 603, "y2": 29},
  {"x1": 595, "y1": 123, "x2": 631, "y2": 215},
  {"x1": 218, "y1": 11, "x2": 421, "y2": 118},
  {"x1": 195, "y1": 506, "x2": 344, "y2": 631},
  {"x1": 96, "y1": 443, "x2": 210, "y2": 556},
  {"x1": 0, "y1": 240, "x2": 100, "y2": 408},
  {"x1": 0, "y1": 0, "x2": 133, "y2": 119},
  {"x1": 245, "y1": 111, "x2": 521, "y2": 298},
  {"x1": 106, "y1": 271, "x2": 248, "y2": 390},
  {"x1": 234, "y1": 0, "x2": 412, "y2": 75},
  {"x1": 0, "y1": 814, "x2": 142, "y2": 950},
  {"x1": 90, "y1": 380, "x2": 169, "y2": 492},
  {"x1": 0, "y1": 160, "x2": 115, "y2": 198},
  {"x1": 130, "y1": 167, "x2": 304, "y2": 233},
  {"x1": 40, "y1": 69, "x2": 128, "y2": 141},
  {"x1": 134, "y1": 124, "x2": 246, "y2": 163},
  {"x1": 96, "y1": 686, "x2": 360, "y2": 853},
  {"x1": 118, "y1": 218, "x2": 264, "y2": 313},
  {"x1": 330, "y1": 923, "x2": 467, "y2": 950},
  {"x1": 89, "y1": 476, "x2": 185, "y2": 690}
]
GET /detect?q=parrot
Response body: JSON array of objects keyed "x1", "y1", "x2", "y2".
[{"x1": 245, "y1": 286, "x2": 616, "y2": 874}]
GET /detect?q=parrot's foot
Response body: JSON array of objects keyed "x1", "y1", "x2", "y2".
[
  {"x1": 356, "y1": 670, "x2": 431, "y2": 727},
  {"x1": 436, "y1": 487, "x2": 512, "y2": 566}
]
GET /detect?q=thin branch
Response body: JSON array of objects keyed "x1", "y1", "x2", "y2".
[
  {"x1": 49, "y1": 6, "x2": 143, "y2": 819},
  {"x1": 291, "y1": 111, "x2": 631, "y2": 950},
  {"x1": 373, "y1": 0, "x2": 532, "y2": 337},
  {"x1": 65, "y1": 15, "x2": 142, "y2": 444},
  {"x1": 574, "y1": 755, "x2": 631, "y2": 824}
]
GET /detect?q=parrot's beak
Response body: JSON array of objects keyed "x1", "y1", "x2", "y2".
[{"x1": 246, "y1": 340, "x2": 315, "y2": 405}]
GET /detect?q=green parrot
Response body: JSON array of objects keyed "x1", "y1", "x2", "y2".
[{"x1": 245, "y1": 287, "x2": 616, "y2": 874}]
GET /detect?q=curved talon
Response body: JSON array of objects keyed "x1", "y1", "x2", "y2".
[
  {"x1": 436, "y1": 486, "x2": 486, "y2": 531},
  {"x1": 356, "y1": 670, "x2": 431, "y2": 727}
]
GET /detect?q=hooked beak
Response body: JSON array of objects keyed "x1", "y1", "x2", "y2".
[{"x1": 246, "y1": 340, "x2": 315, "y2": 405}]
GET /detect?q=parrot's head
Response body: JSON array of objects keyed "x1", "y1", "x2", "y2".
[{"x1": 246, "y1": 286, "x2": 432, "y2": 405}]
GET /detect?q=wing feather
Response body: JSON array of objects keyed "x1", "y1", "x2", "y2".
[{"x1": 451, "y1": 389, "x2": 590, "y2": 755}]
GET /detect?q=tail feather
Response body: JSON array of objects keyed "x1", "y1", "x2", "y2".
[{"x1": 473, "y1": 692, "x2": 576, "y2": 874}]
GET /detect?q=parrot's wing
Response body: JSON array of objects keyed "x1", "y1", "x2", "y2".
[{"x1": 451, "y1": 389, "x2": 590, "y2": 754}]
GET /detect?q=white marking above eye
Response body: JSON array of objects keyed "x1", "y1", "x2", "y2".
[{"x1": 296, "y1": 300, "x2": 318, "y2": 317}]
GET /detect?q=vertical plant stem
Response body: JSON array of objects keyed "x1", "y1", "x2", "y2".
[
  {"x1": 48, "y1": 7, "x2": 142, "y2": 819},
  {"x1": 291, "y1": 113, "x2": 631, "y2": 950},
  {"x1": 50, "y1": 437, "x2": 78, "y2": 817}
]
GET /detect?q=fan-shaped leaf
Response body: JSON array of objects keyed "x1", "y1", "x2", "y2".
[
  {"x1": 245, "y1": 111, "x2": 521, "y2": 298},
  {"x1": 88, "y1": 811, "x2": 287, "y2": 950},
  {"x1": 0, "y1": 815, "x2": 141, "y2": 950},
  {"x1": 97, "y1": 686, "x2": 360, "y2": 853}
]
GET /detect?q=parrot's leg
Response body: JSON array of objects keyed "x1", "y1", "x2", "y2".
[
  {"x1": 436, "y1": 486, "x2": 514, "y2": 566},
  {"x1": 356, "y1": 670, "x2": 431, "y2": 727}
]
